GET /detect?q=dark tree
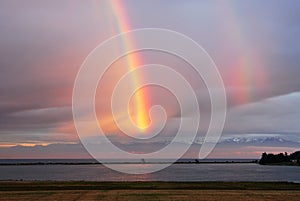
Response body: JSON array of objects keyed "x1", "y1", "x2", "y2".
[{"x1": 259, "y1": 151, "x2": 300, "y2": 165}]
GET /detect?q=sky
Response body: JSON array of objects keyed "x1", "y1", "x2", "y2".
[{"x1": 0, "y1": 0, "x2": 300, "y2": 159}]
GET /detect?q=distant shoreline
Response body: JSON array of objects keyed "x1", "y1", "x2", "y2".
[{"x1": 0, "y1": 161, "x2": 258, "y2": 166}]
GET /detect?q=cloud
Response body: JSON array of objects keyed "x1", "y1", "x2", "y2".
[
  {"x1": 0, "y1": 1, "x2": 300, "y2": 157},
  {"x1": 0, "y1": 143, "x2": 90, "y2": 159},
  {"x1": 224, "y1": 92, "x2": 300, "y2": 138},
  {"x1": 1, "y1": 136, "x2": 299, "y2": 159}
]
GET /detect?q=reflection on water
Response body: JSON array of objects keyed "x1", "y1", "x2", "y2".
[{"x1": 0, "y1": 163, "x2": 299, "y2": 183}]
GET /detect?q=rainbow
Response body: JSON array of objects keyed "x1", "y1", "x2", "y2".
[
  {"x1": 107, "y1": 0, "x2": 150, "y2": 130},
  {"x1": 93, "y1": 0, "x2": 269, "y2": 131},
  {"x1": 224, "y1": 2, "x2": 267, "y2": 104}
]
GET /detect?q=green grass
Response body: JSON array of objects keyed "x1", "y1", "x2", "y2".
[{"x1": 0, "y1": 181, "x2": 299, "y2": 191}]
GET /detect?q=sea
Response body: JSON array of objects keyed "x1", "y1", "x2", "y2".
[{"x1": 0, "y1": 159, "x2": 299, "y2": 183}]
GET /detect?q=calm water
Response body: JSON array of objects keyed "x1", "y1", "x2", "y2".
[{"x1": 0, "y1": 162, "x2": 299, "y2": 182}]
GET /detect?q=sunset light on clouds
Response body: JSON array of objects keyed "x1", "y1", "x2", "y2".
[{"x1": 0, "y1": 0, "x2": 300, "y2": 159}]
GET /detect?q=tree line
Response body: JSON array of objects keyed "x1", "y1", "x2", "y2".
[{"x1": 259, "y1": 151, "x2": 300, "y2": 165}]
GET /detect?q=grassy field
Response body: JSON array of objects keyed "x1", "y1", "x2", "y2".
[{"x1": 0, "y1": 181, "x2": 299, "y2": 201}]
